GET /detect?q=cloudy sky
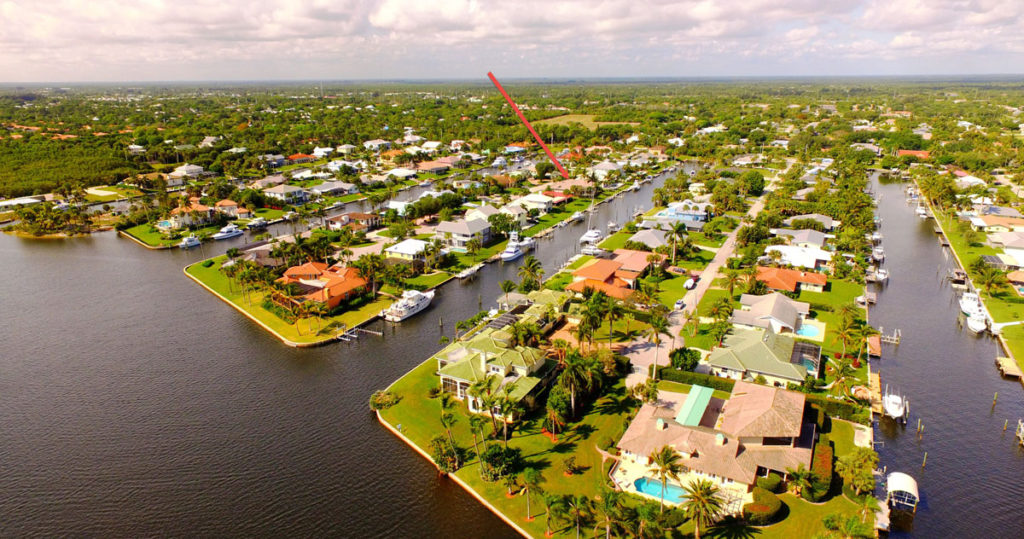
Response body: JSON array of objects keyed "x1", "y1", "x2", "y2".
[{"x1": 0, "y1": 0, "x2": 1021, "y2": 82}]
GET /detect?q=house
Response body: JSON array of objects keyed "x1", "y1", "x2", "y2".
[
  {"x1": 980, "y1": 206, "x2": 1022, "y2": 219},
  {"x1": 162, "y1": 202, "x2": 215, "y2": 231},
  {"x1": 565, "y1": 259, "x2": 638, "y2": 300},
  {"x1": 326, "y1": 159, "x2": 366, "y2": 173},
  {"x1": 616, "y1": 381, "x2": 813, "y2": 496},
  {"x1": 590, "y1": 160, "x2": 623, "y2": 179},
  {"x1": 466, "y1": 204, "x2": 500, "y2": 223},
  {"x1": 422, "y1": 141, "x2": 443, "y2": 153},
  {"x1": 214, "y1": 199, "x2": 245, "y2": 218},
  {"x1": 127, "y1": 144, "x2": 146, "y2": 155},
  {"x1": 327, "y1": 212, "x2": 381, "y2": 232},
  {"x1": 363, "y1": 139, "x2": 391, "y2": 151},
  {"x1": 755, "y1": 266, "x2": 828, "y2": 293},
  {"x1": 730, "y1": 293, "x2": 810, "y2": 334},
  {"x1": 260, "y1": 154, "x2": 286, "y2": 168},
  {"x1": 276, "y1": 262, "x2": 367, "y2": 310},
  {"x1": 436, "y1": 326, "x2": 550, "y2": 419},
  {"x1": 250, "y1": 175, "x2": 287, "y2": 190},
  {"x1": 384, "y1": 238, "x2": 441, "y2": 269},
  {"x1": 380, "y1": 149, "x2": 406, "y2": 163},
  {"x1": 435, "y1": 218, "x2": 491, "y2": 251},
  {"x1": 783, "y1": 213, "x2": 839, "y2": 231},
  {"x1": 849, "y1": 143, "x2": 882, "y2": 156},
  {"x1": 511, "y1": 193, "x2": 554, "y2": 213},
  {"x1": 263, "y1": 184, "x2": 310, "y2": 204},
  {"x1": 492, "y1": 156, "x2": 508, "y2": 168},
  {"x1": 956, "y1": 175, "x2": 987, "y2": 190},
  {"x1": 706, "y1": 328, "x2": 823, "y2": 386},
  {"x1": 288, "y1": 153, "x2": 315, "y2": 164},
  {"x1": 386, "y1": 200, "x2": 411, "y2": 216},
  {"x1": 417, "y1": 160, "x2": 451, "y2": 174},
  {"x1": 628, "y1": 229, "x2": 669, "y2": 250},
  {"x1": 386, "y1": 167, "x2": 418, "y2": 180},
  {"x1": 169, "y1": 163, "x2": 204, "y2": 180},
  {"x1": 336, "y1": 144, "x2": 357, "y2": 155},
  {"x1": 612, "y1": 249, "x2": 665, "y2": 274},
  {"x1": 968, "y1": 215, "x2": 1024, "y2": 233},
  {"x1": 732, "y1": 154, "x2": 764, "y2": 166},
  {"x1": 310, "y1": 181, "x2": 359, "y2": 196},
  {"x1": 772, "y1": 229, "x2": 829, "y2": 250},
  {"x1": 765, "y1": 244, "x2": 832, "y2": 270},
  {"x1": 499, "y1": 204, "x2": 529, "y2": 228},
  {"x1": 897, "y1": 150, "x2": 930, "y2": 160},
  {"x1": 312, "y1": 147, "x2": 334, "y2": 158}
]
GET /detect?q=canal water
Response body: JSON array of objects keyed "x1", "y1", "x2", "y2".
[
  {"x1": 870, "y1": 177, "x2": 1024, "y2": 537},
  {"x1": 0, "y1": 172, "x2": 673, "y2": 537}
]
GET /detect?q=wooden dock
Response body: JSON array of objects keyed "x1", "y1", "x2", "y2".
[
  {"x1": 996, "y1": 356, "x2": 1023, "y2": 379},
  {"x1": 869, "y1": 372, "x2": 884, "y2": 415}
]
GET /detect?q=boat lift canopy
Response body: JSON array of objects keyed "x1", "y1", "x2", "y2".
[{"x1": 886, "y1": 472, "x2": 920, "y2": 511}]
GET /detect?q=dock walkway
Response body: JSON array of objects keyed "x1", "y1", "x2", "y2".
[
  {"x1": 996, "y1": 356, "x2": 1023, "y2": 379},
  {"x1": 869, "y1": 372, "x2": 884, "y2": 415}
]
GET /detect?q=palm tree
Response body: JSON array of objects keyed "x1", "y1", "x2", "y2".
[
  {"x1": 723, "y1": 269, "x2": 742, "y2": 298},
  {"x1": 854, "y1": 324, "x2": 880, "y2": 365},
  {"x1": 832, "y1": 356, "x2": 856, "y2": 397},
  {"x1": 857, "y1": 495, "x2": 880, "y2": 523},
  {"x1": 630, "y1": 502, "x2": 663, "y2": 539},
  {"x1": 467, "y1": 415, "x2": 487, "y2": 479},
  {"x1": 708, "y1": 297, "x2": 734, "y2": 322},
  {"x1": 648, "y1": 445, "x2": 683, "y2": 513},
  {"x1": 438, "y1": 393, "x2": 459, "y2": 459},
  {"x1": 669, "y1": 222, "x2": 688, "y2": 266},
  {"x1": 622, "y1": 311, "x2": 636, "y2": 339},
  {"x1": 823, "y1": 513, "x2": 873, "y2": 539},
  {"x1": 545, "y1": 402, "x2": 565, "y2": 438},
  {"x1": 646, "y1": 315, "x2": 670, "y2": 381},
  {"x1": 834, "y1": 315, "x2": 857, "y2": 359},
  {"x1": 604, "y1": 301, "x2": 623, "y2": 347},
  {"x1": 518, "y1": 254, "x2": 544, "y2": 282},
  {"x1": 978, "y1": 266, "x2": 1008, "y2": 295},
  {"x1": 592, "y1": 490, "x2": 624, "y2": 539},
  {"x1": 682, "y1": 478, "x2": 723, "y2": 539},
  {"x1": 500, "y1": 279, "x2": 517, "y2": 308},
  {"x1": 836, "y1": 302, "x2": 859, "y2": 327},
  {"x1": 543, "y1": 493, "x2": 567, "y2": 537},
  {"x1": 785, "y1": 463, "x2": 817, "y2": 497},
  {"x1": 522, "y1": 467, "x2": 545, "y2": 521},
  {"x1": 564, "y1": 494, "x2": 592, "y2": 539},
  {"x1": 684, "y1": 309, "x2": 700, "y2": 337},
  {"x1": 559, "y1": 353, "x2": 598, "y2": 418}
]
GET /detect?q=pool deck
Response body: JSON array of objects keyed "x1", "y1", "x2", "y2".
[{"x1": 796, "y1": 319, "x2": 827, "y2": 342}]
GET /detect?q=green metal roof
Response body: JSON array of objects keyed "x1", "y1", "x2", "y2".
[
  {"x1": 675, "y1": 384, "x2": 714, "y2": 426},
  {"x1": 706, "y1": 328, "x2": 807, "y2": 382}
]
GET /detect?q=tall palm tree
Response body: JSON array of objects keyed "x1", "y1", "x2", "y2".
[
  {"x1": 500, "y1": 279, "x2": 517, "y2": 308},
  {"x1": 723, "y1": 269, "x2": 742, "y2": 298},
  {"x1": 564, "y1": 494, "x2": 592, "y2": 539},
  {"x1": 592, "y1": 490, "x2": 624, "y2": 539},
  {"x1": 518, "y1": 254, "x2": 544, "y2": 283},
  {"x1": 648, "y1": 445, "x2": 683, "y2": 513},
  {"x1": 522, "y1": 467, "x2": 545, "y2": 521},
  {"x1": 682, "y1": 478, "x2": 723, "y2": 539},
  {"x1": 467, "y1": 415, "x2": 487, "y2": 479},
  {"x1": 834, "y1": 316, "x2": 857, "y2": 359},
  {"x1": 669, "y1": 222, "x2": 688, "y2": 266},
  {"x1": 543, "y1": 493, "x2": 567, "y2": 538},
  {"x1": 604, "y1": 301, "x2": 624, "y2": 347},
  {"x1": 646, "y1": 315, "x2": 670, "y2": 381},
  {"x1": 630, "y1": 502, "x2": 663, "y2": 539},
  {"x1": 708, "y1": 297, "x2": 734, "y2": 322},
  {"x1": 559, "y1": 353, "x2": 598, "y2": 418},
  {"x1": 684, "y1": 309, "x2": 700, "y2": 337}
]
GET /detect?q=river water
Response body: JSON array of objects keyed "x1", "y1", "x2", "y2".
[
  {"x1": 0, "y1": 172, "x2": 669, "y2": 537},
  {"x1": 869, "y1": 177, "x2": 1024, "y2": 537}
]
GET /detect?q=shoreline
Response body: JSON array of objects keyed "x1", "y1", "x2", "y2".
[{"x1": 119, "y1": 229, "x2": 173, "y2": 250}]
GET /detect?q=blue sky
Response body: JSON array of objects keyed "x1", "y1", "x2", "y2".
[{"x1": 1, "y1": 0, "x2": 1021, "y2": 82}]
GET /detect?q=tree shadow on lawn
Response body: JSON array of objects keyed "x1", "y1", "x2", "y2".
[
  {"x1": 593, "y1": 393, "x2": 636, "y2": 416},
  {"x1": 706, "y1": 516, "x2": 763, "y2": 539}
]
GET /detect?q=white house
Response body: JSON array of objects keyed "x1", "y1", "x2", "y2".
[
  {"x1": 590, "y1": 160, "x2": 623, "y2": 180},
  {"x1": 500, "y1": 204, "x2": 529, "y2": 228},
  {"x1": 313, "y1": 146, "x2": 334, "y2": 158},
  {"x1": 466, "y1": 204, "x2": 500, "y2": 223},
  {"x1": 336, "y1": 144, "x2": 357, "y2": 155},
  {"x1": 422, "y1": 141, "x2": 442, "y2": 154},
  {"x1": 169, "y1": 163, "x2": 204, "y2": 180},
  {"x1": 511, "y1": 193, "x2": 554, "y2": 213},
  {"x1": 311, "y1": 181, "x2": 358, "y2": 196},
  {"x1": 387, "y1": 168, "x2": 418, "y2": 180},
  {"x1": 765, "y1": 245, "x2": 832, "y2": 270},
  {"x1": 387, "y1": 200, "x2": 411, "y2": 216},
  {"x1": 363, "y1": 139, "x2": 391, "y2": 151},
  {"x1": 435, "y1": 218, "x2": 491, "y2": 251},
  {"x1": 263, "y1": 184, "x2": 309, "y2": 204}
]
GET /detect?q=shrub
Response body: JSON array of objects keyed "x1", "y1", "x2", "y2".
[
  {"x1": 427, "y1": 387, "x2": 441, "y2": 399},
  {"x1": 742, "y1": 487, "x2": 783, "y2": 525},
  {"x1": 669, "y1": 347, "x2": 701, "y2": 371},
  {"x1": 806, "y1": 394, "x2": 870, "y2": 424},
  {"x1": 369, "y1": 390, "x2": 400, "y2": 410},
  {"x1": 656, "y1": 367, "x2": 736, "y2": 392},
  {"x1": 756, "y1": 473, "x2": 783, "y2": 494},
  {"x1": 807, "y1": 441, "x2": 834, "y2": 501},
  {"x1": 201, "y1": 259, "x2": 214, "y2": 268}
]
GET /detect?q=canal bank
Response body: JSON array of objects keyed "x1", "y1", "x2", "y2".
[{"x1": 868, "y1": 176, "x2": 1024, "y2": 538}]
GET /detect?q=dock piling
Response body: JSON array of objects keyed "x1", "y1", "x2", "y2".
[
  {"x1": 922, "y1": 452, "x2": 928, "y2": 468},
  {"x1": 1004, "y1": 419, "x2": 1009, "y2": 432}
]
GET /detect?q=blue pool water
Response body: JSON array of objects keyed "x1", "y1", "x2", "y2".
[
  {"x1": 157, "y1": 220, "x2": 172, "y2": 228},
  {"x1": 796, "y1": 324, "x2": 820, "y2": 337},
  {"x1": 633, "y1": 477, "x2": 687, "y2": 504}
]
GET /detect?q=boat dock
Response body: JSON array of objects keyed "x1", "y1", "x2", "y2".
[
  {"x1": 869, "y1": 372, "x2": 884, "y2": 415},
  {"x1": 996, "y1": 356, "x2": 1023, "y2": 379}
]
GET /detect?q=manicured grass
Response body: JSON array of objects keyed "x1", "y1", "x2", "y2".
[
  {"x1": 406, "y1": 271, "x2": 452, "y2": 290},
  {"x1": 253, "y1": 207, "x2": 285, "y2": 220},
  {"x1": 695, "y1": 287, "x2": 735, "y2": 317},
  {"x1": 689, "y1": 231, "x2": 726, "y2": 248},
  {"x1": 379, "y1": 359, "x2": 637, "y2": 538},
  {"x1": 680, "y1": 324, "x2": 722, "y2": 351},
  {"x1": 598, "y1": 231, "x2": 631, "y2": 251},
  {"x1": 545, "y1": 272, "x2": 572, "y2": 291},
  {"x1": 186, "y1": 255, "x2": 392, "y2": 344},
  {"x1": 124, "y1": 223, "x2": 179, "y2": 247},
  {"x1": 657, "y1": 380, "x2": 731, "y2": 400},
  {"x1": 452, "y1": 241, "x2": 507, "y2": 268},
  {"x1": 675, "y1": 249, "x2": 715, "y2": 270},
  {"x1": 654, "y1": 274, "x2": 696, "y2": 309},
  {"x1": 827, "y1": 419, "x2": 857, "y2": 458},
  {"x1": 764, "y1": 493, "x2": 863, "y2": 537},
  {"x1": 798, "y1": 280, "x2": 866, "y2": 310},
  {"x1": 566, "y1": 255, "x2": 594, "y2": 270},
  {"x1": 591, "y1": 317, "x2": 651, "y2": 344}
]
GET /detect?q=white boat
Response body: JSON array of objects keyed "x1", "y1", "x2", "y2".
[
  {"x1": 629, "y1": 181, "x2": 640, "y2": 191},
  {"x1": 915, "y1": 205, "x2": 928, "y2": 219},
  {"x1": 456, "y1": 264, "x2": 483, "y2": 280},
  {"x1": 247, "y1": 217, "x2": 267, "y2": 229},
  {"x1": 966, "y1": 313, "x2": 988, "y2": 334},
  {"x1": 499, "y1": 240, "x2": 524, "y2": 262},
  {"x1": 872, "y1": 247, "x2": 885, "y2": 262},
  {"x1": 959, "y1": 292, "x2": 984, "y2": 317},
  {"x1": 882, "y1": 387, "x2": 908, "y2": 423},
  {"x1": 607, "y1": 221, "x2": 620, "y2": 233},
  {"x1": 581, "y1": 244, "x2": 608, "y2": 257},
  {"x1": 875, "y1": 268, "x2": 890, "y2": 282},
  {"x1": 518, "y1": 235, "x2": 537, "y2": 251},
  {"x1": 382, "y1": 289, "x2": 435, "y2": 322},
  {"x1": 568, "y1": 212, "x2": 584, "y2": 223},
  {"x1": 419, "y1": 180, "x2": 433, "y2": 187},
  {"x1": 178, "y1": 235, "x2": 200, "y2": 249},
  {"x1": 579, "y1": 228, "x2": 604, "y2": 244},
  {"x1": 212, "y1": 223, "x2": 243, "y2": 240},
  {"x1": 871, "y1": 231, "x2": 883, "y2": 243}
]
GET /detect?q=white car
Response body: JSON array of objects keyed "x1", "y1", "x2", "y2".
[{"x1": 674, "y1": 299, "x2": 686, "y2": 311}]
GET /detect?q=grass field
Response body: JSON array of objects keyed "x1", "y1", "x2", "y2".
[
  {"x1": 186, "y1": 255, "x2": 392, "y2": 345},
  {"x1": 534, "y1": 114, "x2": 640, "y2": 130}
]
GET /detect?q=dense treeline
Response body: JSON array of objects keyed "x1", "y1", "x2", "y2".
[{"x1": 0, "y1": 140, "x2": 136, "y2": 197}]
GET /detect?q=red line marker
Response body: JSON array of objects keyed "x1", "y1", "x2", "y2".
[{"x1": 488, "y1": 72, "x2": 569, "y2": 180}]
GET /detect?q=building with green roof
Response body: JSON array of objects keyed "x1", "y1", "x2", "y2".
[{"x1": 706, "y1": 327, "x2": 822, "y2": 387}]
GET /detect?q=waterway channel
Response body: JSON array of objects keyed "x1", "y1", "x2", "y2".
[
  {"x1": 869, "y1": 176, "x2": 1024, "y2": 537},
  {"x1": 0, "y1": 169, "x2": 679, "y2": 537}
]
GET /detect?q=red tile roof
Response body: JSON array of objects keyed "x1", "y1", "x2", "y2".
[
  {"x1": 573, "y1": 259, "x2": 622, "y2": 282},
  {"x1": 897, "y1": 150, "x2": 930, "y2": 160},
  {"x1": 755, "y1": 266, "x2": 827, "y2": 293}
]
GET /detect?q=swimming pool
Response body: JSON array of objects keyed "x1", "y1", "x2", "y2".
[
  {"x1": 633, "y1": 477, "x2": 687, "y2": 504},
  {"x1": 796, "y1": 324, "x2": 820, "y2": 337}
]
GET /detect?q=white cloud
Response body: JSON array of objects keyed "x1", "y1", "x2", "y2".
[{"x1": 0, "y1": 0, "x2": 1022, "y2": 81}]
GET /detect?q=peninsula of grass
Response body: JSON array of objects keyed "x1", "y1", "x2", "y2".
[{"x1": 185, "y1": 255, "x2": 392, "y2": 347}]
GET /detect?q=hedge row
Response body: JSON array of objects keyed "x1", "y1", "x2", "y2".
[
  {"x1": 804, "y1": 441, "x2": 834, "y2": 502},
  {"x1": 756, "y1": 473, "x2": 783, "y2": 494},
  {"x1": 805, "y1": 393, "x2": 871, "y2": 425},
  {"x1": 656, "y1": 367, "x2": 737, "y2": 392},
  {"x1": 742, "y1": 487, "x2": 783, "y2": 525}
]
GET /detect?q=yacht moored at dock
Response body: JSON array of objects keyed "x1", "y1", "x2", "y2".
[
  {"x1": 212, "y1": 223, "x2": 243, "y2": 240},
  {"x1": 381, "y1": 289, "x2": 435, "y2": 322},
  {"x1": 178, "y1": 235, "x2": 201, "y2": 249}
]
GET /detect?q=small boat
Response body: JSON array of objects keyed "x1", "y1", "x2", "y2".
[
  {"x1": 581, "y1": 244, "x2": 609, "y2": 257},
  {"x1": 629, "y1": 181, "x2": 640, "y2": 192},
  {"x1": 882, "y1": 386, "x2": 909, "y2": 424},
  {"x1": 607, "y1": 221, "x2": 620, "y2": 233},
  {"x1": 455, "y1": 264, "x2": 483, "y2": 280},
  {"x1": 212, "y1": 223, "x2": 243, "y2": 240},
  {"x1": 1016, "y1": 419, "x2": 1024, "y2": 446},
  {"x1": 419, "y1": 180, "x2": 433, "y2": 187},
  {"x1": 178, "y1": 235, "x2": 200, "y2": 249},
  {"x1": 966, "y1": 313, "x2": 988, "y2": 334},
  {"x1": 518, "y1": 235, "x2": 537, "y2": 251},
  {"x1": 959, "y1": 292, "x2": 984, "y2": 317},
  {"x1": 915, "y1": 205, "x2": 928, "y2": 219},
  {"x1": 579, "y1": 228, "x2": 604, "y2": 244},
  {"x1": 949, "y1": 269, "x2": 968, "y2": 289},
  {"x1": 870, "y1": 231, "x2": 883, "y2": 243},
  {"x1": 247, "y1": 217, "x2": 267, "y2": 229},
  {"x1": 872, "y1": 247, "x2": 885, "y2": 262},
  {"x1": 382, "y1": 289, "x2": 435, "y2": 322},
  {"x1": 283, "y1": 211, "x2": 296, "y2": 221},
  {"x1": 875, "y1": 268, "x2": 890, "y2": 282},
  {"x1": 500, "y1": 234, "x2": 524, "y2": 262},
  {"x1": 568, "y1": 212, "x2": 584, "y2": 223}
]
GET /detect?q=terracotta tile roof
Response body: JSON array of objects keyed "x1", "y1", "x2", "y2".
[
  {"x1": 573, "y1": 259, "x2": 622, "y2": 282},
  {"x1": 897, "y1": 149, "x2": 930, "y2": 159},
  {"x1": 755, "y1": 266, "x2": 827, "y2": 293},
  {"x1": 566, "y1": 279, "x2": 633, "y2": 300},
  {"x1": 215, "y1": 199, "x2": 238, "y2": 207},
  {"x1": 288, "y1": 153, "x2": 314, "y2": 160},
  {"x1": 613, "y1": 249, "x2": 663, "y2": 273}
]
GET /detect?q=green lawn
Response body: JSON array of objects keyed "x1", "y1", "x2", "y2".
[
  {"x1": 695, "y1": 287, "x2": 735, "y2": 317},
  {"x1": 680, "y1": 323, "x2": 722, "y2": 351},
  {"x1": 763, "y1": 493, "x2": 862, "y2": 538},
  {"x1": 675, "y1": 249, "x2": 716, "y2": 270},
  {"x1": 598, "y1": 231, "x2": 632, "y2": 251},
  {"x1": 124, "y1": 223, "x2": 180, "y2": 247},
  {"x1": 566, "y1": 255, "x2": 594, "y2": 270},
  {"x1": 689, "y1": 231, "x2": 726, "y2": 249},
  {"x1": 654, "y1": 274, "x2": 697, "y2": 309},
  {"x1": 592, "y1": 317, "x2": 651, "y2": 343},
  {"x1": 657, "y1": 380, "x2": 731, "y2": 400},
  {"x1": 545, "y1": 272, "x2": 573, "y2": 291},
  {"x1": 797, "y1": 280, "x2": 866, "y2": 310},
  {"x1": 406, "y1": 271, "x2": 453, "y2": 290},
  {"x1": 186, "y1": 255, "x2": 392, "y2": 344},
  {"x1": 253, "y1": 207, "x2": 285, "y2": 220}
]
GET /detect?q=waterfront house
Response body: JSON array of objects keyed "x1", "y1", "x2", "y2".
[
  {"x1": 616, "y1": 381, "x2": 814, "y2": 496},
  {"x1": 384, "y1": 238, "x2": 441, "y2": 270},
  {"x1": 783, "y1": 213, "x2": 839, "y2": 231},
  {"x1": 730, "y1": 293, "x2": 810, "y2": 334},
  {"x1": 628, "y1": 229, "x2": 669, "y2": 250},
  {"x1": 612, "y1": 249, "x2": 665, "y2": 274},
  {"x1": 263, "y1": 184, "x2": 310, "y2": 205},
  {"x1": 163, "y1": 202, "x2": 215, "y2": 231},
  {"x1": 565, "y1": 258, "x2": 638, "y2": 300},
  {"x1": 434, "y1": 218, "x2": 491, "y2": 252},
  {"x1": 772, "y1": 229, "x2": 829, "y2": 250},
  {"x1": 260, "y1": 154, "x2": 286, "y2": 168},
  {"x1": 363, "y1": 139, "x2": 391, "y2": 151},
  {"x1": 435, "y1": 327, "x2": 551, "y2": 420},
  {"x1": 327, "y1": 212, "x2": 380, "y2": 232},
  {"x1": 417, "y1": 160, "x2": 451, "y2": 174},
  {"x1": 590, "y1": 160, "x2": 623, "y2": 180},
  {"x1": 968, "y1": 215, "x2": 1024, "y2": 233},
  {"x1": 250, "y1": 175, "x2": 287, "y2": 190},
  {"x1": 276, "y1": 262, "x2": 367, "y2": 310},
  {"x1": 465, "y1": 204, "x2": 499, "y2": 223},
  {"x1": 386, "y1": 167, "x2": 418, "y2": 180},
  {"x1": 755, "y1": 266, "x2": 827, "y2": 293},
  {"x1": 499, "y1": 204, "x2": 529, "y2": 228},
  {"x1": 310, "y1": 181, "x2": 359, "y2": 196},
  {"x1": 169, "y1": 163, "x2": 204, "y2": 181},
  {"x1": 765, "y1": 245, "x2": 832, "y2": 270},
  {"x1": 288, "y1": 153, "x2": 315, "y2": 164},
  {"x1": 214, "y1": 199, "x2": 244, "y2": 218},
  {"x1": 511, "y1": 193, "x2": 554, "y2": 214},
  {"x1": 706, "y1": 328, "x2": 823, "y2": 385},
  {"x1": 312, "y1": 147, "x2": 333, "y2": 159},
  {"x1": 336, "y1": 144, "x2": 357, "y2": 155}
]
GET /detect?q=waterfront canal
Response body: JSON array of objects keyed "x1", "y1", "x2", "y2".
[
  {"x1": 0, "y1": 172, "x2": 673, "y2": 537},
  {"x1": 870, "y1": 176, "x2": 1024, "y2": 537}
]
